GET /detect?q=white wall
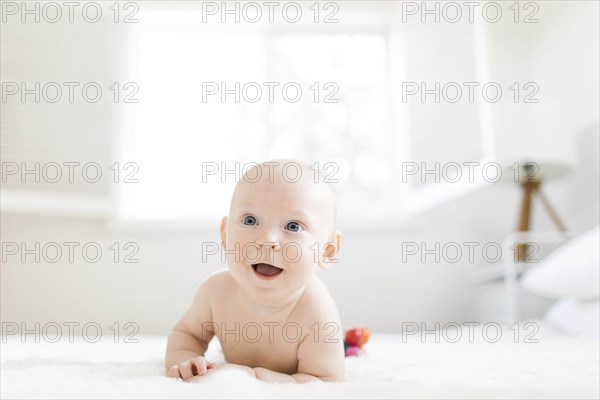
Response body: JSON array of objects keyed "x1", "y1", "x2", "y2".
[
  {"x1": 1, "y1": 214, "x2": 474, "y2": 334},
  {"x1": 485, "y1": 1, "x2": 599, "y2": 232}
]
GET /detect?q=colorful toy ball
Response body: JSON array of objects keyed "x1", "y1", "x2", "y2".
[
  {"x1": 345, "y1": 327, "x2": 370, "y2": 348},
  {"x1": 343, "y1": 327, "x2": 370, "y2": 357},
  {"x1": 345, "y1": 345, "x2": 362, "y2": 357}
]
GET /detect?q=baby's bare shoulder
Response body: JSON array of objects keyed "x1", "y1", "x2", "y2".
[
  {"x1": 294, "y1": 276, "x2": 341, "y2": 323},
  {"x1": 175, "y1": 270, "x2": 236, "y2": 333},
  {"x1": 196, "y1": 269, "x2": 237, "y2": 297}
]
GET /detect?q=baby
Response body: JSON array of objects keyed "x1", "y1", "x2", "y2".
[{"x1": 165, "y1": 160, "x2": 345, "y2": 383}]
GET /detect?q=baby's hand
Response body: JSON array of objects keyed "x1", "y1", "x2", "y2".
[{"x1": 167, "y1": 356, "x2": 218, "y2": 381}]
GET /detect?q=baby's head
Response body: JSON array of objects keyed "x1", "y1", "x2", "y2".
[{"x1": 220, "y1": 159, "x2": 341, "y2": 300}]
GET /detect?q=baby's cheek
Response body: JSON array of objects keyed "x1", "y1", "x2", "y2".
[
  {"x1": 301, "y1": 240, "x2": 327, "y2": 265},
  {"x1": 288, "y1": 244, "x2": 319, "y2": 272},
  {"x1": 226, "y1": 233, "x2": 248, "y2": 261}
]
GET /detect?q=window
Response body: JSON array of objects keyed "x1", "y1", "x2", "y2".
[{"x1": 118, "y1": 4, "x2": 493, "y2": 223}]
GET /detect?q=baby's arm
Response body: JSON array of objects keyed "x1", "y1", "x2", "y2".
[
  {"x1": 165, "y1": 281, "x2": 216, "y2": 380},
  {"x1": 254, "y1": 319, "x2": 346, "y2": 383}
]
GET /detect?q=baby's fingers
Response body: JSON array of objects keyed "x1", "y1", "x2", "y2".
[
  {"x1": 191, "y1": 357, "x2": 208, "y2": 376},
  {"x1": 179, "y1": 361, "x2": 195, "y2": 380},
  {"x1": 167, "y1": 365, "x2": 181, "y2": 379}
]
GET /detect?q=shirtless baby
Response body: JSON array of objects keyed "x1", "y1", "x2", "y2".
[{"x1": 165, "y1": 160, "x2": 345, "y2": 383}]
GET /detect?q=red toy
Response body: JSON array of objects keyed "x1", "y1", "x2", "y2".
[
  {"x1": 344, "y1": 327, "x2": 370, "y2": 357},
  {"x1": 345, "y1": 327, "x2": 370, "y2": 347}
]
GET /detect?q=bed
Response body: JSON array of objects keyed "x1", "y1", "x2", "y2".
[{"x1": 2, "y1": 323, "x2": 598, "y2": 399}]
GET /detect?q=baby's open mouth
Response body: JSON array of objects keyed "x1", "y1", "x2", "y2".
[{"x1": 251, "y1": 263, "x2": 283, "y2": 278}]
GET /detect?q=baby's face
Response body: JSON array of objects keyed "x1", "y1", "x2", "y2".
[{"x1": 221, "y1": 162, "x2": 339, "y2": 301}]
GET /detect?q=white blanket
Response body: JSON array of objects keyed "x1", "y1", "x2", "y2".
[{"x1": 2, "y1": 326, "x2": 598, "y2": 399}]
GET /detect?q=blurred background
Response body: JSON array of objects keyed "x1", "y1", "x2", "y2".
[{"x1": 1, "y1": 1, "x2": 598, "y2": 334}]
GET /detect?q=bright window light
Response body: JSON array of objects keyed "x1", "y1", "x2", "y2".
[{"x1": 118, "y1": 7, "x2": 492, "y2": 223}]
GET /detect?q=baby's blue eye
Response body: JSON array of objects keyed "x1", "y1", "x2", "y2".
[
  {"x1": 285, "y1": 221, "x2": 302, "y2": 232},
  {"x1": 243, "y1": 215, "x2": 257, "y2": 225}
]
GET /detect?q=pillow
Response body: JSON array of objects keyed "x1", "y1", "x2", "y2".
[
  {"x1": 544, "y1": 297, "x2": 600, "y2": 338},
  {"x1": 520, "y1": 225, "x2": 599, "y2": 300}
]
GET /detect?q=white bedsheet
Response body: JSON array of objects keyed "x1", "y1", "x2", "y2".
[{"x1": 2, "y1": 324, "x2": 598, "y2": 399}]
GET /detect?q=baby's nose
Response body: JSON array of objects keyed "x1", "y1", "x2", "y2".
[
  {"x1": 258, "y1": 239, "x2": 281, "y2": 250},
  {"x1": 256, "y1": 230, "x2": 281, "y2": 250}
]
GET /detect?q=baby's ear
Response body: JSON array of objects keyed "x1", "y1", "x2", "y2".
[
  {"x1": 220, "y1": 216, "x2": 228, "y2": 246},
  {"x1": 318, "y1": 230, "x2": 341, "y2": 270}
]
